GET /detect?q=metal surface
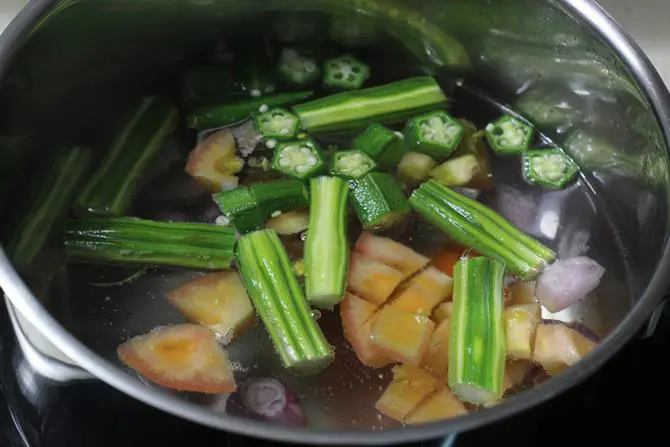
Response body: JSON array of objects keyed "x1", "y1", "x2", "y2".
[{"x1": 0, "y1": 0, "x2": 669, "y2": 445}]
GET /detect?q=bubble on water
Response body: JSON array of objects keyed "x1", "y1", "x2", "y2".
[
  {"x1": 229, "y1": 360, "x2": 248, "y2": 373},
  {"x1": 328, "y1": 344, "x2": 336, "y2": 354},
  {"x1": 311, "y1": 309, "x2": 321, "y2": 320}
]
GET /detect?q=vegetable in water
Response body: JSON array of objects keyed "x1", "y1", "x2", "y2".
[
  {"x1": 397, "y1": 152, "x2": 437, "y2": 186},
  {"x1": 8, "y1": 146, "x2": 91, "y2": 272},
  {"x1": 330, "y1": 150, "x2": 377, "y2": 179},
  {"x1": 404, "y1": 110, "x2": 464, "y2": 160},
  {"x1": 504, "y1": 303, "x2": 541, "y2": 360},
  {"x1": 254, "y1": 107, "x2": 301, "y2": 141},
  {"x1": 323, "y1": 54, "x2": 370, "y2": 90},
  {"x1": 432, "y1": 301, "x2": 453, "y2": 323},
  {"x1": 236, "y1": 229, "x2": 334, "y2": 373},
  {"x1": 250, "y1": 179, "x2": 309, "y2": 220},
  {"x1": 272, "y1": 139, "x2": 326, "y2": 181},
  {"x1": 522, "y1": 148, "x2": 579, "y2": 189},
  {"x1": 340, "y1": 293, "x2": 393, "y2": 368},
  {"x1": 352, "y1": 123, "x2": 408, "y2": 170},
  {"x1": 304, "y1": 176, "x2": 350, "y2": 309},
  {"x1": 390, "y1": 268, "x2": 453, "y2": 316},
  {"x1": 292, "y1": 76, "x2": 448, "y2": 134},
  {"x1": 535, "y1": 256, "x2": 605, "y2": 313},
  {"x1": 185, "y1": 130, "x2": 243, "y2": 193},
  {"x1": 404, "y1": 387, "x2": 467, "y2": 425},
  {"x1": 117, "y1": 323, "x2": 236, "y2": 393},
  {"x1": 265, "y1": 209, "x2": 309, "y2": 235},
  {"x1": 64, "y1": 217, "x2": 237, "y2": 270},
  {"x1": 508, "y1": 280, "x2": 538, "y2": 305},
  {"x1": 166, "y1": 271, "x2": 255, "y2": 343},
  {"x1": 533, "y1": 322, "x2": 597, "y2": 375},
  {"x1": 448, "y1": 257, "x2": 506, "y2": 405},
  {"x1": 409, "y1": 180, "x2": 556, "y2": 279},
  {"x1": 429, "y1": 154, "x2": 480, "y2": 187},
  {"x1": 485, "y1": 114, "x2": 535, "y2": 155},
  {"x1": 347, "y1": 252, "x2": 405, "y2": 306},
  {"x1": 370, "y1": 305, "x2": 435, "y2": 366},
  {"x1": 75, "y1": 96, "x2": 178, "y2": 216},
  {"x1": 186, "y1": 91, "x2": 314, "y2": 131},
  {"x1": 212, "y1": 186, "x2": 264, "y2": 233},
  {"x1": 278, "y1": 48, "x2": 320, "y2": 86},
  {"x1": 420, "y1": 318, "x2": 451, "y2": 377},
  {"x1": 355, "y1": 232, "x2": 430, "y2": 275},
  {"x1": 375, "y1": 364, "x2": 440, "y2": 422},
  {"x1": 228, "y1": 378, "x2": 306, "y2": 426},
  {"x1": 348, "y1": 172, "x2": 411, "y2": 231}
]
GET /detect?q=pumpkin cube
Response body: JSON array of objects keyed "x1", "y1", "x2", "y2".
[
  {"x1": 370, "y1": 305, "x2": 435, "y2": 366},
  {"x1": 375, "y1": 364, "x2": 440, "y2": 422}
]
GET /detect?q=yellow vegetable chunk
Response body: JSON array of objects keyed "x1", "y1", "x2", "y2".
[
  {"x1": 508, "y1": 280, "x2": 538, "y2": 306},
  {"x1": 375, "y1": 364, "x2": 440, "y2": 421},
  {"x1": 340, "y1": 293, "x2": 394, "y2": 368},
  {"x1": 432, "y1": 301, "x2": 453, "y2": 323},
  {"x1": 184, "y1": 130, "x2": 243, "y2": 193},
  {"x1": 504, "y1": 303, "x2": 541, "y2": 360},
  {"x1": 370, "y1": 305, "x2": 435, "y2": 366},
  {"x1": 405, "y1": 387, "x2": 468, "y2": 424},
  {"x1": 347, "y1": 252, "x2": 404, "y2": 306},
  {"x1": 420, "y1": 318, "x2": 451, "y2": 377},
  {"x1": 355, "y1": 231, "x2": 430, "y2": 275},
  {"x1": 533, "y1": 322, "x2": 597, "y2": 375}
]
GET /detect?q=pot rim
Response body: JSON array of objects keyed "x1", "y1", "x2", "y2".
[{"x1": 1, "y1": 0, "x2": 669, "y2": 444}]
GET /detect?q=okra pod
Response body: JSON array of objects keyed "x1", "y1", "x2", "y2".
[
  {"x1": 323, "y1": 54, "x2": 370, "y2": 90},
  {"x1": 330, "y1": 150, "x2": 377, "y2": 179},
  {"x1": 272, "y1": 139, "x2": 326, "y2": 181},
  {"x1": 212, "y1": 186, "x2": 265, "y2": 233},
  {"x1": 485, "y1": 114, "x2": 535, "y2": 155},
  {"x1": 404, "y1": 110, "x2": 464, "y2": 160},
  {"x1": 349, "y1": 172, "x2": 411, "y2": 231},
  {"x1": 522, "y1": 148, "x2": 579, "y2": 189},
  {"x1": 352, "y1": 123, "x2": 408, "y2": 170}
]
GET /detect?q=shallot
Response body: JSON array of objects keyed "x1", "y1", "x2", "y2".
[
  {"x1": 226, "y1": 378, "x2": 306, "y2": 426},
  {"x1": 535, "y1": 256, "x2": 605, "y2": 313}
]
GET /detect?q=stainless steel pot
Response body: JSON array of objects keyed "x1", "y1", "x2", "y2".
[{"x1": 1, "y1": 0, "x2": 669, "y2": 444}]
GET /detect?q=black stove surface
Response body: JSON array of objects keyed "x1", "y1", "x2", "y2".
[{"x1": 1, "y1": 299, "x2": 667, "y2": 447}]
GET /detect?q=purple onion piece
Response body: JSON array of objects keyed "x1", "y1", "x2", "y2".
[
  {"x1": 238, "y1": 378, "x2": 306, "y2": 426},
  {"x1": 542, "y1": 319, "x2": 601, "y2": 343},
  {"x1": 535, "y1": 256, "x2": 605, "y2": 313}
]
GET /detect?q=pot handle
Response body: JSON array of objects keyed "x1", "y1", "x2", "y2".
[
  {"x1": 640, "y1": 298, "x2": 667, "y2": 340},
  {"x1": 4, "y1": 296, "x2": 95, "y2": 382}
]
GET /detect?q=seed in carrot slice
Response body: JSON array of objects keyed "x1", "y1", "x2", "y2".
[
  {"x1": 347, "y1": 252, "x2": 404, "y2": 306},
  {"x1": 166, "y1": 271, "x2": 255, "y2": 344},
  {"x1": 508, "y1": 280, "x2": 538, "y2": 305},
  {"x1": 117, "y1": 323, "x2": 236, "y2": 394},
  {"x1": 340, "y1": 293, "x2": 394, "y2": 369},
  {"x1": 420, "y1": 318, "x2": 451, "y2": 377},
  {"x1": 370, "y1": 306, "x2": 435, "y2": 366},
  {"x1": 504, "y1": 303, "x2": 541, "y2": 360},
  {"x1": 533, "y1": 322, "x2": 597, "y2": 375},
  {"x1": 432, "y1": 301, "x2": 453, "y2": 323},
  {"x1": 374, "y1": 364, "x2": 440, "y2": 422},
  {"x1": 404, "y1": 386, "x2": 467, "y2": 424},
  {"x1": 390, "y1": 281, "x2": 447, "y2": 317},
  {"x1": 354, "y1": 231, "x2": 429, "y2": 275}
]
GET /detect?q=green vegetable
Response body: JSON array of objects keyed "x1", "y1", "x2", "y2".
[
  {"x1": 180, "y1": 65, "x2": 239, "y2": 108},
  {"x1": 408, "y1": 180, "x2": 556, "y2": 279},
  {"x1": 397, "y1": 152, "x2": 437, "y2": 186},
  {"x1": 404, "y1": 110, "x2": 464, "y2": 160},
  {"x1": 323, "y1": 54, "x2": 370, "y2": 90},
  {"x1": 485, "y1": 115, "x2": 535, "y2": 155},
  {"x1": 522, "y1": 148, "x2": 579, "y2": 189},
  {"x1": 429, "y1": 154, "x2": 480, "y2": 187},
  {"x1": 64, "y1": 217, "x2": 236, "y2": 270},
  {"x1": 250, "y1": 179, "x2": 309, "y2": 220},
  {"x1": 304, "y1": 176, "x2": 349, "y2": 310},
  {"x1": 277, "y1": 48, "x2": 320, "y2": 86},
  {"x1": 213, "y1": 187, "x2": 264, "y2": 233},
  {"x1": 330, "y1": 150, "x2": 377, "y2": 179},
  {"x1": 254, "y1": 107, "x2": 300, "y2": 141},
  {"x1": 74, "y1": 96, "x2": 178, "y2": 216},
  {"x1": 272, "y1": 139, "x2": 326, "y2": 181},
  {"x1": 292, "y1": 76, "x2": 448, "y2": 134},
  {"x1": 351, "y1": 123, "x2": 408, "y2": 170},
  {"x1": 448, "y1": 256, "x2": 506, "y2": 405},
  {"x1": 186, "y1": 91, "x2": 314, "y2": 131},
  {"x1": 349, "y1": 172, "x2": 410, "y2": 231},
  {"x1": 7, "y1": 146, "x2": 92, "y2": 272},
  {"x1": 236, "y1": 229, "x2": 334, "y2": 373}
]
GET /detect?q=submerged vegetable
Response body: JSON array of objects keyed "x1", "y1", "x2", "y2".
[
  {"x1": 352, "y1": 123, "x2": 408, "y2": 170},
  {"x1": 265, "y1": 209, "x2": 309, "y2": 235},
  {"x1": 212, "y1": 186, "x2": 264, "y2": 233},
  {"x1": 397, "y1": 152, "x2": 437, "y2": 186},
  {"x1": 330, "y1": 150, "x2": 377, "y2": 179},
  {"x1": 236, "y1": 229, "x2": 334, "y2": 373},
  {"x1": 167, "y1": 271, "x2": 255, "y2": 343},
  {"x1": 64, "y1": 217, "x2": 237, "y2": 270},
  {"x1": 429, "y1": 154, "x2": 480, "y2": 187},
  {"x1": 404, "y1": 386, "x2": 468, "y2": 425},
  {"x1": 535, "y1": 257, "x2": 605, "y2": 313},
  {"x1": 404, "y1": 110, "x2": 464, "y2": 160},
  {"x1": 304, "y1": 176, "x2": 349, "y2": 310},
  {"x1": 375, "y1": 364, "x2": 440, "y2": 422},
  {"x1": 370, "y1": 305, "x2": 435, "y2": 366},
  {"x1": 347, "y1": 252, "x2": 405, "y2": 306},
  {"x1": 409, "y1": 180, "x2": 556, "y2": 279},
  {"x1": 8, "y1": 146, "x2": 91, "y2": 272},
  {"x1": 522, "y1": 148, "x2": 579, "y2": 189},
  {"x1": 292, "y1": 76, "x2": 448, "y2": 134},
  {"x1": 504, "y1": 303, "x2": 541, "y2": 360},
  {"x1": 185, "y1": 129, "x2": 243, "y2": 193},
  {"x1": 323, "y1": 54, "x2": 370, "y2": 90},
  {"x1": 448, "y1": 257, "x2": 506, "y2": 405},
  {"x1": 239, "y1": 378, "x2": 306, "y2": 426},
  {"x1": 250, "y1": 180, "x2": 309, "y2": 220},
  {"x1": 420, "y1": 318, "x2": 451, "y2": 377},
  {"x1": 272, "y1": 139, "x2": 326, "y2": 181},
  {"x1": 349, "y1": 172, "x2": 411, "y2": 231},
  {"x1": 533, "y1": 322, "x2": 597, "y2": 375},
  {"x1": 340, "y1": 293, "x2": 393, "y2": 368},
  {"x1": 254, "y1": 107, "x2": 301, "y2": 141},
  {"x1": 278, "y1": 48, "x2": 320, "y2": 86},
  {"x1": 186, "y1": 91, "x2": 314, "y2": 131},
  {"x1": 485, "y1": 115, "x2": 535, "y2": 155},
  {"x1": 74, "y1": 96, "x2": 178, "y2": 216},
  {"x1": 117, "y1": 323, "x2": 236, "y2": 393}
]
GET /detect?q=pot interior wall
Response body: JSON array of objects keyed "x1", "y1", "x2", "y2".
[{"x1": 0, "y1": 0, "x2": 668, "y2": 433}]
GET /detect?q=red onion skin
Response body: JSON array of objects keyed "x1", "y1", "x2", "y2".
[
  {"x1": 226, "y1": 378, "x2": 306, "y2": 427},
  {"x1": 535, "y1": 256, "x2": 605, "y2": 313}
]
